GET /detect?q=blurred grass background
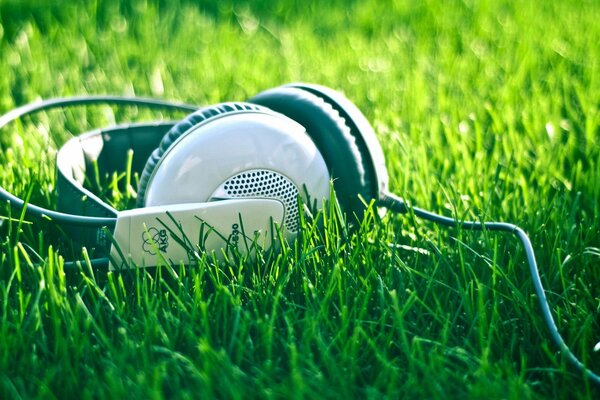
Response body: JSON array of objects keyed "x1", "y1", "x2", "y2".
[{"x1": 0, "y1": 0, "x2": 599, "y2": 398}]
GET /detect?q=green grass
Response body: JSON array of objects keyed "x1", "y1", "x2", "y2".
[{"x1": 1, "y1": 0, "x2": 599, "y2": 398}]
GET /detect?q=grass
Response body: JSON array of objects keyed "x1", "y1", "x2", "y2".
[{"x1": 0, "y1": 0, "x2": 599, "y2": 398}]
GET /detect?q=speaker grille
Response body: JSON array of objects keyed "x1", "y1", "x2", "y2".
[{"x1": 220, "y1": 169, "x2": 299, "y2": 232}]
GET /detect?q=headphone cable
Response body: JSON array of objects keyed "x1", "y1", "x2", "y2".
[{"x1": 380, "y1": 190, "x2": 600, "y2": 385}]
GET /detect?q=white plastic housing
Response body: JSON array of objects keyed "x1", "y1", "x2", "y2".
[
  {"x1": 109, "y1": 199, "x2": 284, "y2": 269},
  {"x1": 143, "y1": 110, "x2": 331, "y2": 236}
]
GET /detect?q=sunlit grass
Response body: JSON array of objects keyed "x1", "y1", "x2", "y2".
[{"x1": 0, "y1": 0, "x2": 599, "y2": 398}]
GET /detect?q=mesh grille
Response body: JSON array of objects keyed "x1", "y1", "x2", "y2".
[{"x1": 221, "y1": 170, "x2": 299, "y2": 232}]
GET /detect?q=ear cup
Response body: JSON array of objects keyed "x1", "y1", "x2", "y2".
[
  {"x1": 137, "y1": 102, "x2": 264, "y2": 207},
  {"x1": 285, "y1": 83, "x2": 388, "y2": 196},
  {"x1": 249, "y1": 86, "x2": 386, "y2": 220}
]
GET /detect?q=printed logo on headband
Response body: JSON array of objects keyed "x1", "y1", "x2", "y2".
[{"x1": 142, "y1": 227, "x2": 169, "y2": 255}]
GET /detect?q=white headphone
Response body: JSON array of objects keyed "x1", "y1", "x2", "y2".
[
  {"x1": 0, "y1": 83, "x2": 597, "y2": 386},
  {"x1": 0, "y1": 84, "x2": 390, "y2": 269}
]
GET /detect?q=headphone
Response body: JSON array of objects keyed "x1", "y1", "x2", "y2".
[{"x1": 0, "y1": 82, "x2": 598, "y2": 385}]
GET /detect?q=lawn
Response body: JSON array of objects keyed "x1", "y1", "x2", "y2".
[{"x1": 0, "y1": 0, "x2": 599, "y2": 398}]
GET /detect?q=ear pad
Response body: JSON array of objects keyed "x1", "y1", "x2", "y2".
[
  {"x1": 137, "y1": 102, "x2": 264, "y2": 207},
  {"x1": 285, "y1": 83, "x2": 389, "y2": 195},
  {"x1": 249, "y1": 85, "x2": 388, "y2": 220}
]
